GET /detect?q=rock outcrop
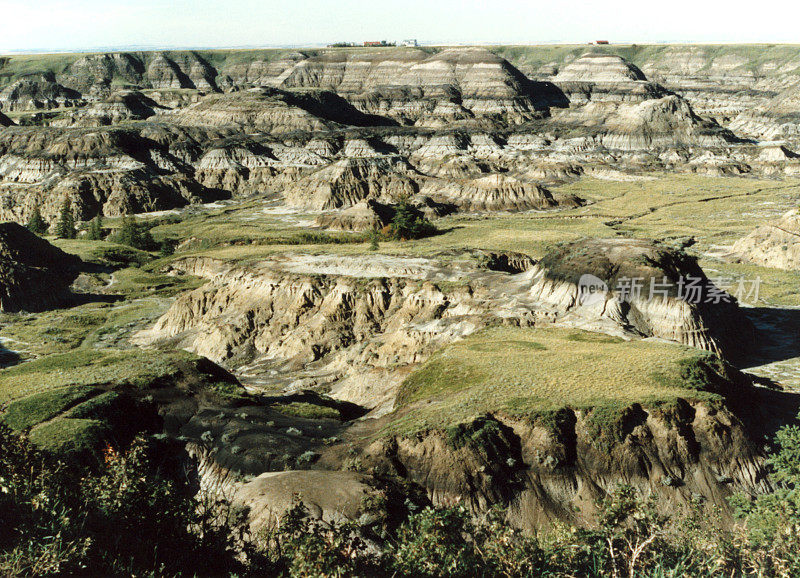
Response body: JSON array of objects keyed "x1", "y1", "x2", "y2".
[
  {"x1": 51, "y1": 91, "x2": 164, "y2": 126},
  {"x1": 231, "y1": 470, "x2": 378, "y2": 529},
  {"x1": 733, "y1": 208, "x2": 800, "y2": 269},
  {"x1": 282, "y1": 156, "x2": 419, "y2": 210},
  {"x1": 272, "y1": 47, "x2": 549, "y2": 126},
  {"x1": 0, "y1": 221, "x2": 81, "y2": 312},
  {"x1": 166, "y1": 87, "x2": 388, "y2": 132},
  {"x1": 315, "y1": 199, "x2": 394, "y2": 231},
  {"x1": 554, "y1": 52, "x2": 668, "y2": 104},
  {"x1": 135, "y1": 255, "x2": 492, "y2": 410},
  {"x1": 420, "y1": 173, "x2": 558, "y2": 211},
  {"x1": 526, "y1": 238, "x2": 754, "y2": 360},
  {"x1": 137, "y1": 240, "x2": 753, "y2": 414},
  {"x1": 0, "y1": 46, "x2": 794, "y2": 225},
  {"x1": 0, "y1": 124, "x2": 226, "y2": 223},
  {"x1": 0, "y1": 72, "x2": 84, "y2": 112}
]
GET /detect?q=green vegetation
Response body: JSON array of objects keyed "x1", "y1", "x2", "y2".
[
  {"x1": 4, "y1": 417, "x2": 800, "y2": 576},
  {"x1": 0, "y1": 348, "x2": 196, "y2": 403},
  {"x1": 155, "y1": 175, "x2": 800, "y2": 302},
  {"x1": 445, "y1": 416, "x2": 503, "y2": 450},
  {"x1": 109, "y1": 215, "x2": 157, "y2": 251},
  {"x1": 391, "y1": 326, "x2": 722, "y2": 435},
  {"x1": 54, "y1": 197, "x2": 76, "y2": 239},
  {"x1": 1, "y1": 386, "x2": 100, "y2": 431},
  {"x1": 50, "y1": 237, "x2": 152, "y2": 267},
  {"x1": 207, "y1": 381, "x2": 249, "y2": 402},
  {"x1": 28, "y1": 417, "x2": 109, "y2": 454},
  {"x1": 25, "y1": 206, "x2": 48, "y2": 236},
  {"x1": 387, "y1": 197, "x2": 438, "y2": 241},
  {"x1": 85, "y1": 214, "x2": 104, "y2": 241},
  {"x1": 272, "y1": 401, "x2": 343, "y2": 421},
  {"x1": 0, "y1": 427, "x2": 240, "y2": 576}
]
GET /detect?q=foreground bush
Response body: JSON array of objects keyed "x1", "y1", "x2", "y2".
[
  {"x1": 0, "y1": 425, "x2": 239, "y2": 576},
  {"x1": 5, "y1": 414, "x2": 800, "y2": 576}
]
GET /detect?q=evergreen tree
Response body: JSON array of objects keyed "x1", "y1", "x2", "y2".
[
  {"x1": 26, "y1": 205, "x2": 49, "y2": 236},
  {"x1": 86, "y1": 214, "x2": 104, "y2": 240},
  {"x1": 114, "y1": 215, "x2": 140, "y2": 247},
  {"x1": 54, "y1": 197, "x2": 77, "y2": 239},
  {"x1": 113, "y1": 215, "x2": 157, "y2": 251}
]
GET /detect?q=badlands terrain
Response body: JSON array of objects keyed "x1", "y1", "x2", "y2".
[{"x1": 4, "y1": 43, "x2": 800, "y2": 540}]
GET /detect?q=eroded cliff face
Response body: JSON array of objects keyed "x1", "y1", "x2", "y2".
[
  {"x1": 526, "y1": 238, "x2": 754, "y2": 360},
  {"x1": 357, "y1": 396, "x2": 769, "y2": 530},
  {"x1": 137, "y1": 239, "x2": 751, "y2": 415},
  {"x1": 0, "y1": 124, "x2": 229, "y2": 223},
  {"x1": 1, "y1": 46, "x2": 798, "y2": 224},
  {"x1": 135, "y1": 255, "x2": 495, "y2": 411},
  {"x1": 129, "y1": 252, "x2": 774, "y2": 534},
  {"x1": 0, "y1": 72, "x2": 84, "y2": 113}
]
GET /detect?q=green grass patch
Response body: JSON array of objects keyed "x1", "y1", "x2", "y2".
[
  {"x1": 445, "y1": 416, "x2": 503, "y2": 451},
  {"x1": 206, "y1": 381, "x2": 249, "y2": 402},
  {"x1": 29, "y1": 417, "x2": 109, "y2": 454},
  {"x1": 50, "y1": 238, "x2": 152, "y2": 268},
  {"x1": 151, "y1": 174, "x2": 799, "y2": 266},
  {"x1": 0, "y1": 348, "x2": 197, "y2": 403},
  {"x1": 271, "y1": 401, "x2": 343, "y2": 421},
  {"x1": 64, "y1": 391, "x2": 123, "y2": 420},
  {"x1": 388, "y1": 326, "x2": 724, "y2": 436},
  {"x1": 1, "y1": 386, "x2": 101, "y2": 431}
]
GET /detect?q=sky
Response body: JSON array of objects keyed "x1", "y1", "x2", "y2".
[{"x1": 1, "y1": 0, "x2": 799, "y2": 53}]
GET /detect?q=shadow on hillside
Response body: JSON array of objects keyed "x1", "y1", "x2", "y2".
[
  {"x1": 741, "y1": 387, "x2": 800, "y2": 443},
  {"x1": 66, "y1": 292, "x2": 124, "y2": 307},
  {"x1": 738, "y1": 307, "x2": 800, "y2": 368},
  {"x1": 0, "y1": 342, "x2": 21, "y2": 368},
  {"x1": 529, "y1": 80, "x2": 570, "y2": 109}
]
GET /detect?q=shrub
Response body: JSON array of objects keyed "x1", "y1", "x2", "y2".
[
  {"x1": 296, "y1": 450, "x2": 319, "y2": 465},
  {"x1": 0, "y1": 426, "x2": 241, "y2": 576},
  {"x1": 389, "y1": 197, "x2": 438, "y2": 241},
  {"x1": 159, "y1": 238, "x2": 178, "y2": 256},
  {"x1": 392, "y1": 506, "x2": 483, "y2": 577}
]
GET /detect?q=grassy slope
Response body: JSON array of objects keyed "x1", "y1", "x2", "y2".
[
  {"x1": 0, "y1": 237, "x2": 204, "y2": 361},
  {"x1": 386, "y1": 326, "x2": 723, "y2": 436},
  {"x1": 0, "y1": 348, "x2": 197, "y2": 403}
]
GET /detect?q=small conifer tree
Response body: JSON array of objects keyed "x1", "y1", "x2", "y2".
[
  {"x1": 86, "y1": 214, "x2": 104, "y2": 240},
  {"x1": 26, "y1": 205, "x2": 49, "y2": 236},
  {"x1": 54, "y1": 197, "x2": 77, "y2": 239}
]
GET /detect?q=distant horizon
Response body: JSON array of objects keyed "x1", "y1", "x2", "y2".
[
  {"x1": 2, "y1": 0, "x2": 799, "y2": 54},
  {"x1": 5, "y1": 40, "x2": 800, "y2": 57}
]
